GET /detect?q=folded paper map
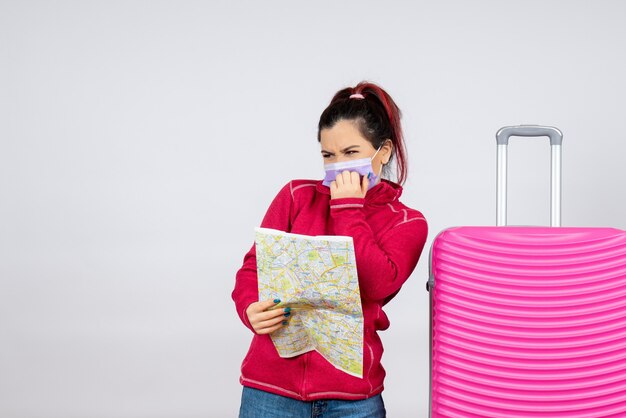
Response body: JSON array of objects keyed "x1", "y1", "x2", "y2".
[{"x1": 255, "y1": 227, "x2": 364, "y2": 377}]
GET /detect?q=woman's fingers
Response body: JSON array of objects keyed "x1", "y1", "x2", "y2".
[
  {"x1": 335, "y1": 171, "x2": 345, "y2": 187},
  {"x1": 350, "y1": 171, "x2": 360, "y2": 185},
  {"x1": 260, "y1": 321, "x2": 286, "y2": 335},
  {"x1": 340, "y1": 170, "x2": 356, "y2": 185},
  {"x1": 257, "y1": 305, "x2": 290, "y2": 322},
  {"x1": 253, "y1": 299, "x2": 280, "y2": 312},
  {"x1": 246, "y1": 299, "x2": 278, "y2": 318},
  {"x1": 361, "y1": 173, "x2": 369, "y2": 194},
  {"x1": 335, "y1": 170, "x2": 362, "y2": 189},
  {"x1": 246, "y1": 299, "x2": 291, "y2": 335},
  {"x1": 330, "y1": 170, "x2": 367, "y2": 199},
  {"x1": 255, "y1": 312, "x2": 290, "y2": 334}
]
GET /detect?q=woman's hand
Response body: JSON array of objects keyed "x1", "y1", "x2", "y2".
[
  {"x1": 330, "y1": 170, "x2": 369, "y2": 200},
  {"x1": 246, "y1": 299, "x2": 290, "y2": 334}
]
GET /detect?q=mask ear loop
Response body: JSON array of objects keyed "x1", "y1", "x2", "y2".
[
  {"x1": 370, "y1": 141, "x2": 389, "y2": 179},
  {"x1": 370, "y1": 145, "x2": 382, "y2": 162}
]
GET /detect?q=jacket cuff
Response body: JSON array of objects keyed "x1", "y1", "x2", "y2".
[
  {"x1": 329, "y1": 197, "x2": 365, "y2": 210},
  {"x1": 240, "y1": 300, "x2": 257, "y2": 333}
]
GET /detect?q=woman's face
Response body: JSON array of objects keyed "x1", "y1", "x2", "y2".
[{"x1": 319, "y1": 119, "x2": 391, "y2": 174}]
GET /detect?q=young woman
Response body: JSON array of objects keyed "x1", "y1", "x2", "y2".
[{"x1": 232, "y1": 81, "x2": 428, "y2": 418}]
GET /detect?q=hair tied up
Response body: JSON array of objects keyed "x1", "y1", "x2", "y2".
[{"x1": 318, "y1": 81, "x2": 408, "y2": 184}]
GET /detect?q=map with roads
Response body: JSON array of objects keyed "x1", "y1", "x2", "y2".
[{"x1": 255, "y1": 227, "x2": 364, "y2": 377}]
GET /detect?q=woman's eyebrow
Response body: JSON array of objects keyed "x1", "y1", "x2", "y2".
[
  {"x1": 340, "y1": 145, "x2": 361, "y2": 153},
  {"x1": 321, "y1": 145, "x2": 361, "y2": 155}
]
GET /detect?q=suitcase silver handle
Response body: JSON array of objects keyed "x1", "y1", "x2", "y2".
[
  {"x1": 495, "y1": 125, "x2": 563, "y2": 227},
  {"x1": 496, "y1": 125, "x2": 563, "y2": 146}
]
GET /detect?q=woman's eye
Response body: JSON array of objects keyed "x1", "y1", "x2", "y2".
[{"x1": 345, "y1": 151, "x2": 357, "y2": 155}]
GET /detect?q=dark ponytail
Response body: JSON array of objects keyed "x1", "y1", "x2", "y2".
[{"x1": 317, "y1": 81, "x2": 408, "y2": 184}]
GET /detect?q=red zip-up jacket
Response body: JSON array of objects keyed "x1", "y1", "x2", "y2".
[{"x1": 232, "y1": 179, "x2": 428, "y2": 401}]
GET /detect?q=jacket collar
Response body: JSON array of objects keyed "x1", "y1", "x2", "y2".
[{"x1": 315, "y1": 179, "x2": 403, "y2": 205}]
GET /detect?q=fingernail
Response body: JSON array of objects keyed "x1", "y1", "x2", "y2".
[
  {"x1": 284, "y1": 312, "x2": 291, "y2": 317},
  {"x1": 273, "y1": 298, "x2": 280, "y2": 304},
  {"x1": 282, "y1": 320, "x2": 288, "y2": 325},
  {"x1": 284, "y1": 307, "x2": 291, "y2": 313}
]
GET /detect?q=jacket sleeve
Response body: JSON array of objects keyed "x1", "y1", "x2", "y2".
[
  {"x1": 231, "y1": 182, "x2": 293, "y2": 332},
  {"x1": 329, "y1": 197, "x2": 428, "y2": 302}
]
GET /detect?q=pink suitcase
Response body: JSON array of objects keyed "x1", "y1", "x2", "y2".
[{"x1": 427, "y1": 126, "x2": 626, "y2": 417}]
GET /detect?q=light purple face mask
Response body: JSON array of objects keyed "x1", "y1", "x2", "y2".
[{"x1": 322, "y1": 148, "x2": 382, "y2": 190}]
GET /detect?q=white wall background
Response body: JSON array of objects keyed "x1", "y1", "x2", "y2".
[{"x1": 1, "y1": 1, "x2": 625, "y2": 417}]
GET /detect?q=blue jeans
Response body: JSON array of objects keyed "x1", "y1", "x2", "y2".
[{"x1": 239, "y1": 387, "x2": 386, "y2": 418}]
